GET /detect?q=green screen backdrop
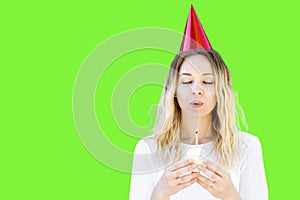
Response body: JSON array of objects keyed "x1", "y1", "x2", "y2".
[{"x1": 1, "y1": 0, "x2": 299, "y2": 199}]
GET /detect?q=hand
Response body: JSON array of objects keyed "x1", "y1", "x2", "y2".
[
  {"x1": 151, "y1": 159, "x2": 200, "y2": 200},
  {"x1": 197, "y1": 160, "x2": 240, "y2": 200}
]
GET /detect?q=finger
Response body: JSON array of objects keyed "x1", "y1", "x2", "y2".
[
  {"x1": 176, "y1": 172, "x2": 200, "y2": 184},
  {"x1": 203, "y1": 160, "x2": 225, "y2": 177},
  {"x1": 197, "y1": 178, "x2": 215, "y2": 194},
  {"x1": 173, "y1": 164, "x2": 197, "y2": 177},
  {"x1": 197, "y1": 174, "x2": 215, "y2": 188},
  {"x1": 199, "y1": 165, "x2": 220, "y2": 181},
  {"x1": 178, "y1": 178, "x2": 197, "y2": 190},
  {"x1": 168, "y1": 158, "x2": 194, "y2": 172}
]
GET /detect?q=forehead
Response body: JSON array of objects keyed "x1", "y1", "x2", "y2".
[{"x1": 179, "y1": 54, "x2": 212, "y2": 74}]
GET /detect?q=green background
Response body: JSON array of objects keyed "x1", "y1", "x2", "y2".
[{"x1": 1, "y1": 0, "x2": 299, "y2": 199}]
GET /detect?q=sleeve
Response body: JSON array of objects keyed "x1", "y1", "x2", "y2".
[
  {"x1": 129, "y1": 139, "x2": 156, "y2": 200},
  {"x1": 239, "y1": 136, "x2": 269, "y2": 200}
]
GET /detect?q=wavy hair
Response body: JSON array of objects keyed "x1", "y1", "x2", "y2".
[{"x1": 154, "y1": 49, "x2": 245, "y2": 168}]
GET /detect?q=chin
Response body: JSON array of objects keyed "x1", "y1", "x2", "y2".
[{"x1": 184, "y1": 110, "x2": 211, "y2": 119}]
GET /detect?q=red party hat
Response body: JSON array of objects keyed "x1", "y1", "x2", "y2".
[{"x1": 180, "y1": 5, "x2": 212, "y2": 51}]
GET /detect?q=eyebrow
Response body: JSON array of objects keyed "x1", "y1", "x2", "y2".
[{"x1": 180, "y1": 72, "x2": 214, "y2": 76}]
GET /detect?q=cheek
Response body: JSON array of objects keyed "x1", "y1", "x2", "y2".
[
  {"x1": 211, "y1": 94, "x2": 217, "y2": 105},
  {"x1": 176, "y1": 85, "x2": 190, "y2": 96},
  {"x1": 205, "y1": 87, "x2": 216, "y2": 99},
  {"x1": 206, "y1": 90, "x2": 217, "y2": 109},
  {"x1": 176, "y1": 86, "x2": 189, "y2": 107}
]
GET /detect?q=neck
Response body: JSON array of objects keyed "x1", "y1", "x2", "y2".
[{"x1": 180, "y1": 112, "x2": 213, "y2": 145}]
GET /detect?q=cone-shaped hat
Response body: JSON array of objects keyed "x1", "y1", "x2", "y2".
[{"x1": 180, "y1": 5, "x2": 212, "y2": 51}]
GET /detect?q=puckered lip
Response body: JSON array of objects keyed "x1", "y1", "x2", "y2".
[{"x1": 190, "y1": 100, "x2": 204, "y2": 106}]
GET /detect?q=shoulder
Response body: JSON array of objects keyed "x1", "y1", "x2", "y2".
[
  {"x1": 237, "y1": 131, "x2": 264, "y2": 167},
  {"x1": 238, "y1": 131, "x2": 261, "y2": 151},
  {"x1": 132, "y1": 137, "x2": 161, "y2": 173},
  {"x1": 134, "y1": 136, "x2": 157, "y2": 154}
]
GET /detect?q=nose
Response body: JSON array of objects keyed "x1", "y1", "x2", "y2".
[
  {"x1": 192, "y1": 89, "x2": 203, "y2": 95},
  {"x1": 191, "y1": 82, "x2": 204, "y2": 95}
]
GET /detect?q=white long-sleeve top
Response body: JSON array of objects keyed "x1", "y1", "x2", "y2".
[{"x1": 129, "y1": 131, "x2": 268, "y2": 200}]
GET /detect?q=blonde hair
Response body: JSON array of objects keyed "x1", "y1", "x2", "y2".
[{"x1": 154, "y1": 49, "x2": 245, "y2": 168}]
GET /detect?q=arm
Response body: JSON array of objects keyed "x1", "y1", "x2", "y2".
[
  {"x1": 151, "y1": 160, "x2": 199, "y2": 200},
  {"x1": 129, "y1": 139, "x2": 199, "y2": 200},
  {"x1": 129, "y1": 139, "x2": 156, "y2": 200},
  {"x1": 196, "y1": 160, "x2": 240, "y2": 200},
  {"x1": 239, "y1": 136, "x2": 268, "y2": 200}
]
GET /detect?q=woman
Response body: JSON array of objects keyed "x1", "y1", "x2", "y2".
[{"x1": 129, "y1": 49, "x2": 268, "y2": 200}]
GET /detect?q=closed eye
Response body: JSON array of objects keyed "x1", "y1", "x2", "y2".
[
  {"x1": 203, "y1": 81, "x2": 213, "y2": 84},
  {"x1": 182, "y1": 81, "x2": 193, "y2": 84}
]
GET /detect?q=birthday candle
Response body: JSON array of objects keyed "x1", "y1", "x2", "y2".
[{"x1": 195, "y1": 130, "x2": 198, "y2": 145}]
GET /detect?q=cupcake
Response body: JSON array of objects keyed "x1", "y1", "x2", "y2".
[{"x1": 185, "y1": 146, "x2": 206, "y2": 172}]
